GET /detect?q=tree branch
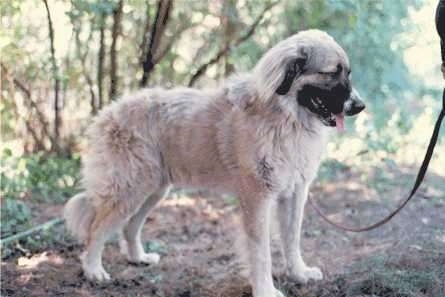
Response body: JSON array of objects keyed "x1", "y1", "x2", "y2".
[
  {"x1": 1, "y1": 63, "x2": 53, "y2": 149},
  {"x1": 3, "y1": 69, "x2": 44, "y2": 150},
  {"x1": 139, "y1": 1, "x2": 151, "y2": 64},
  {"x1": 188, "y1": 1, "x2": 278, "y2": 87},
  {"x1": 140, "y1": 0, "x2": 173, "y2": 87},
  {"x1": 42, "y1": 0, "x2": 61, "y2": 152},
  {"x1": 74, "y1": 25, "x2": 96, "y2": 114}
]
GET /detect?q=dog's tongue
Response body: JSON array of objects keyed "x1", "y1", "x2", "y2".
[{"x1": 335, "y1": 114, "x2": 345, "y2": 133}]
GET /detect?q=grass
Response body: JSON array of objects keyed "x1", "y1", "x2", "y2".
[
  {"x1": 276, "y1": 245, "x2": 445, "y2": 297},
  {"x1": 345, "y1": 249, "x2": 445, "y2": 297}
]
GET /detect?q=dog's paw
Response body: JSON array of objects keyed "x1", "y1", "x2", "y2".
[
  {"x1": 83, "y1": 264, "x2": 111, "y2": 282},
  {"x1": 80, "y1": 251, "x2": 111, "y2": 282},
  {"x1": 128, "y1": 252, "x2": 160, "y2": 265},
  {"x1": 288, "y1": 265, "x2": 323, "y2": 284},
  {"x1": 254, "y1": 288, "x2": 286, "y2": 297}
]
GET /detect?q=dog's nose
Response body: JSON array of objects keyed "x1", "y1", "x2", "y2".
[
  {"x1": 344, "y1": 88, "x2": 365, "y2": 116},
  {"x1": 350, "y1": 100, "x2": 365, "y2": 115},
  {"x1": 344, "y1": 99, "x2": 365, "y2": 116}
]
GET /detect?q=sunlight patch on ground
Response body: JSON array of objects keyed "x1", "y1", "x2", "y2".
[
  {"x1": 17, "y1": 252, "x2": 64, "y2": 270},
  {"x1": 161, "y1": 195, "x2": 224, "y2": 220},
  {"x1": 161, "y1": 196, "x2": 196, "y2": 207}
]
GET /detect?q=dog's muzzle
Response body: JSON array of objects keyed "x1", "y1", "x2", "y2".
[
  {"x1": 297, "y1": 84, "x2": 365, "y2": 127},
  {"x1": 297, "y1": 83, "x2": 349, "y2": 127}
]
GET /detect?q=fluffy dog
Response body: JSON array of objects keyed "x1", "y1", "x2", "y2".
[{"x1": 64, "y1": 29, "x2": 365, "y2": 297}]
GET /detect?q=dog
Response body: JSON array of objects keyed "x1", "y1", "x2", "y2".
[{"x1": 64, "y1": 29, "x2": 365, "y2": 297}]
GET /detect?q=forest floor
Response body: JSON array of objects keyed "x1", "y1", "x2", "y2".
[{"x1": 1, "y1": 163, "x2": 445, "y2": 297}]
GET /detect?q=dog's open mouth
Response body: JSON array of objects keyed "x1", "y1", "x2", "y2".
[
  {"x1": 297, "y1": 84, "x2": 349, "y2": 132},
  {"x1": 309, "y1": 97, "x2": 345, "y2": 132}
]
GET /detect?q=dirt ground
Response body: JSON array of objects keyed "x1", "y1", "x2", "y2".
[{"x1": 2, "y1": 166, "x2": 445, "y2": 297}]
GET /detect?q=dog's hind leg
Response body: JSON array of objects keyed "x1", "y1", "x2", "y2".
[
  {"x1": 119, "y1": 185, "x2": 171, "y2": 264},
  {"x1": 81, "y1": 199, "x2": 128, "y2": 282}
]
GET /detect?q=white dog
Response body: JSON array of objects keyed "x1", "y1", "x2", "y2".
[{"x1": 64, "y1": 29, "x2": 365, "y2": 297}]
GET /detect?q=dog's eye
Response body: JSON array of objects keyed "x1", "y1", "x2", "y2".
[{"x1": 318, "y1": 71, "x2": 338, "y2": 77}]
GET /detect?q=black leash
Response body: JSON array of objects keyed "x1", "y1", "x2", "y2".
[{"x1": 309, "y1": 1, "x2": 445, "y2": 232}]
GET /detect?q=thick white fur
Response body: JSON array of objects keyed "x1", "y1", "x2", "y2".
[
  {"x1": 64, "y1": 30, "x2": 352, "y2": 297},
  {"x1": 64, "y1": 193, "x2": 95, "y2": 242}
]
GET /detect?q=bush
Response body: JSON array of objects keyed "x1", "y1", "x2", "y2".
[
  {"x1": 0, "y1": 198, "x2": 31, "y2": 238},
  {"x1": 0, "y1": 149, "x2": 81, "y2": 238},
  {"x1": 0, "y1": 149, "x2": 81, "y2": 202}
]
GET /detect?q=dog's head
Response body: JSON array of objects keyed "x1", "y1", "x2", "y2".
[{"x1": 252, "y1": 29, "x2": 365, "y2": 128}]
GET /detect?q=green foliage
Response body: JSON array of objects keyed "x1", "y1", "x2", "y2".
[
  {"x1": 1, "y1": 198, "x2": 32, "y2": 238},
  {"x1": 1, "y1": 222, "x2": 72, "y2": 259},
  {"x1": 0, "y1": 149, "x2": 81, "y2": 202},
  {"x1": 1, "y1": 150, "x2": 80, "y2": 238}
]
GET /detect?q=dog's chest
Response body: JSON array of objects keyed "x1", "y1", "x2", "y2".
[
  {"x1": 295, "y1": 129, "x2": 328, "y2": 181},
  {"x1": 267, "y1": 127, "x2": 329, "y2": 189}
]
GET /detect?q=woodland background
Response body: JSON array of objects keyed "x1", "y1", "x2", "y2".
[{"x1": 1, "y1": 1, "x2": 444, "y2": 296}]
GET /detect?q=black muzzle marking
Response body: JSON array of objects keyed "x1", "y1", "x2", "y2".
[{"x1": 297, "y1": 83, "x2": 351, "y2": 126}]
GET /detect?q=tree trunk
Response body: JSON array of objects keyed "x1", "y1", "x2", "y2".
[
  {"x1": 42, "y1": 0, "x2": 61, "y2": 152},
  {"x1": 140, "y1": 0, "x2": 172, "y2": 87},
  {"x1": 97, "y1": 12, "x2": 106, "y2": 109},
  {"x1": 140, "y1": 2, "x2": 151, "y2": 65},
  {"x1": 109, "y1": 0, "x2": 123, "y2": 101},
  {"x1": 75, "y1": 26, "x2": 97, "y2": 115},
  {"x1": 221, "y1": 0, "x2": 237, "y2": 76}
]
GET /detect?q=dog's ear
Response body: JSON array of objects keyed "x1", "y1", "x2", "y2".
[{"x1": 275, "y1": 50, "x2": 307, "y2": 95}]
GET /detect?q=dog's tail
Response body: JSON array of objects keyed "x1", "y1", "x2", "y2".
[{"x1": 63, "y1": 192, "x2": 95, "y2": 242}]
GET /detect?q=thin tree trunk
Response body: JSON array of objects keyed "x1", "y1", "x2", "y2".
[
  {"x1": 75, "y1": 26, "x2": 97, "y2": 115},
  {"x1": 140, "y1": 0, "x2": 172, "y2": 87},
  {"x1": 62, "y1": 32, "x2": 74, "y2": 107},
  {"x1": 109, "y1": 0, "x2": 123, "y2": 101},
  {"x1": 97, "y1": 12, "x2": 106, "y2": 109},
  {"x1": 221, "y1": 0, "x2": 237, "y2": 76},
  {"x1": 42, "y1": 0, "x2": 61, "y2": 152},
  {"x1": 140, "y1": 2, "x2": 151, "y2": 64}
]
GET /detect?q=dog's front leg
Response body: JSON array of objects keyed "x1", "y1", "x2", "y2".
[
  {"x1": 277, "y1": 184, "x2": 323, "y2": 284},
  {"x1": 240, "y1": 190, "x2": 284, "y2": 297}
]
